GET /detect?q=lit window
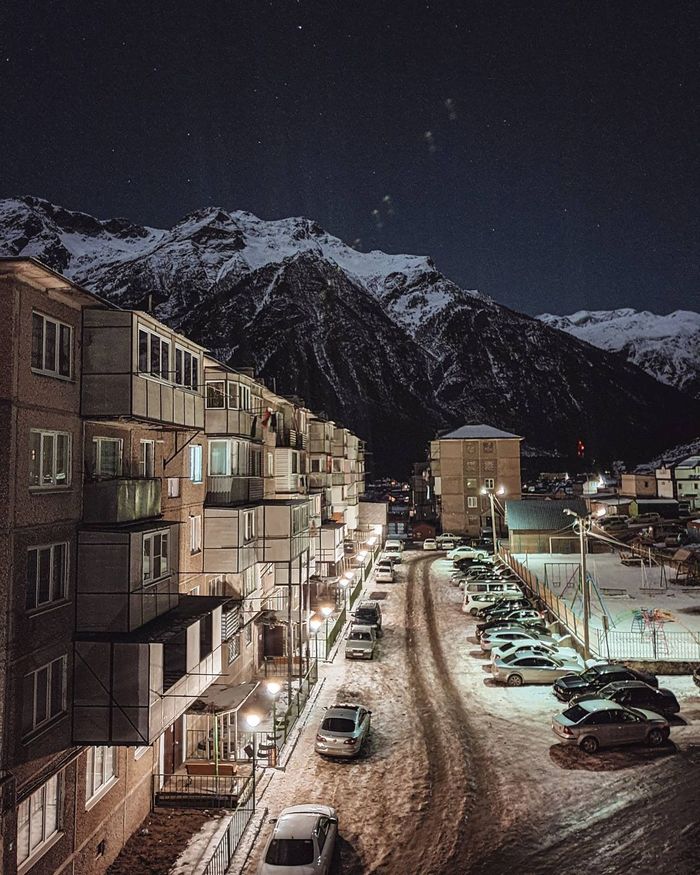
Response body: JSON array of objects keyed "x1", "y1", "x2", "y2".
[
  {"x1": 209, "y1": 439, "x2": 240, "y2": 476},
  {"x1": 139, "y1": 440, "x2": 155, "y2": 478},
  {"x1": 29, "y1": 430, "x2": 71, "y2": 488},
  {"x1": 484, "y1": 478, "x2": 495, "y2": 490},
  {"x1": 167, "y1": 477, "x2": 180, "y2": 498},
  {"x1": 467, "y1": 496, "x2": 478, "y2": 508},
  {"x1": 23, "y1": 656, "x2": 66, "y2": 736},
  {"x1": 93, "y1": 437, "x2": 122, "y2": 478},
  {"x1": 27, "y1": 542, "x2": 68, "y2": 610},
  {"x1": 85, "y1": 746, "x2": 116, "y2": 803},
  {"x1": 190, "y1": 515, "x2": 202, "y2": 554},
  {"x1": 31, "y1": 312, "x2": 72, "y2": 379},
  {"x1": 16, "y1": 773, "x2": 61, "y2": 867},
  {"x1": 189, "y1": 444, "x2": 203, "y2": 483},
  {"x1": 243, "y1": 510, "x2": 255, "y2": 542}
]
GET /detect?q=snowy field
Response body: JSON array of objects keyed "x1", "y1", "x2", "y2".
[{"x1": 235, "y1": 552, "x2": 700, "y2": 875}]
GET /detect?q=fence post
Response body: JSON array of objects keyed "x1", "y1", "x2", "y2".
[{"x1": 652, "y1": 627, "x2": 657, "y2": 660}]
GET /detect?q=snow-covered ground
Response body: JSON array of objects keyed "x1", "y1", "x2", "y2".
[{"x1": 233, "y1": 552, "x2": 700, "y2": 875}]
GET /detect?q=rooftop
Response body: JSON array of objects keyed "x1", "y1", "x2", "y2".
[
  {"x1": 438, "y1": 424, "x2": 523, "y2": 441},
  {"x1": 505, "y1": 498, "x2": 587, "y2": 531},
  {"x1": 677, "y1": 456, "x2": 700, "y2": 469}
]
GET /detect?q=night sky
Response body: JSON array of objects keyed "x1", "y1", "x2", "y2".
[{"x1": 1, "y1": 1, "x2": 698, "y2": 315}]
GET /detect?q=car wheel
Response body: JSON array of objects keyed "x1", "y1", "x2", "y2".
[
  {"x1": 506, "y1": 674, "x2": 523, "y2": 687},
  {"x1": 647, "y1": 728, "x2": 665, "y2": 747},
  {"x1": 580, "y1": 735, "x2": 599, "y2": 754}
]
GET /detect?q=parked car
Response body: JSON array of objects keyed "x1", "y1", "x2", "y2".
[
  {"x1": 469, "y1": 593, "x2": 529, "y2": 617},
  {"x1": 478, "y1": 597, "x2": 532, "y2": 618},
  {"x1": 476, "y1": 612, "x2": 546, "y2": 640},
  {"x1": 694, "y1": 665, "x2": 700, "y2": 689},
  {"x1": 379, "y1": 552, "x2": 399, "y2": 567},
  {"x1": 375, "y1": 563, "x2": 395, "y2": 583},
  {"x1": 258, "y1": 804, "x2": 338, "y2": 873},
  {"x1": 628, "y1": 512, "x2": 662, "y2": 526},
  {"x1": 383, "y1": 540, "x2": 403, "y2": 563},
  {"x1": 422, "y1": 538, "x2": 437, "y2": 551},
  {"x1": 436, "y1": 532, "x2": 459, "y2": 548},
  {"x1": 553, "y1": 664, "x2": 658, "y2": 702},
  {"x1": 352, "y1": 600, "x2": 383, "y2": 636},
  {"x1": 551, "y1": 699, "x2": 670, "y2": 753},
  {"x1": 481, "y1": 626, "x2": 556, "y2": 652},
  {"x1": 345, "y1": 625, "x2": 377, "y2": 660},
  {"x1": 492, "y1": 651, "x2": 583, "y2": 686},
  {"x1": 464, "y1": 591, "x2": 523, "y2": 615},
  {"x1": 490, "y1": 639, "x2": 581, "y2": 665},
  {"x1": 572, "y1": 680, "x2": 680, "y2": 717},
  {"x1": 448, "y1": 545, "x2": 489, "y2": 562},
  {"x1": 315, "y1": 704, "x2": 371, "y2": 758}
]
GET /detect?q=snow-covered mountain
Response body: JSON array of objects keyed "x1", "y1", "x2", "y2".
[
  {"x1": 2, "y1": 196, "x2": 699, "y2": 474},
  {"x1": 538, "y1": 309, "x2": 700, "y2": 399}
]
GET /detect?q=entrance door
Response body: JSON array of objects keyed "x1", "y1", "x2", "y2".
[{"x1": 163, "y1": 718, "x2": 184, "y2": 773}]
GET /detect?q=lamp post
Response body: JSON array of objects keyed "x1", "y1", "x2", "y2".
[
  {"x1": 320, "y1": 605, "x2": 333, "y2": 659},
  {"x1": 266, "y1": 681, "x2": 281, "y2": 759},
  {"x1": 480, "y1": 486, "x2": 505, "y2": 554},
  {"x1": 563, "y1": 508, "x2": 605, "y2": 661},
  {"x1": 245, "y1": 712, "x2": 261, "y2": 810},
  {"x1": 309, "y1": 616, "x2": 322, "y2": 671},
  {"x1": 339, "y1": 577, "x2": 349, "y2": 611}
]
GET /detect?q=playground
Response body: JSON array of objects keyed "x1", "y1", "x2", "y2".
[{"x1": 513, "y1": 552, "x2": 700, "y2": 661}]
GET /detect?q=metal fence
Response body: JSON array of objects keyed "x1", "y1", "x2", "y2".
[
  {"x1": 202, "y1": 778, "x2": 256, "y2": 875},
  {"x1": 596, "y1": 628, "x2": 700, "y2": 661}
]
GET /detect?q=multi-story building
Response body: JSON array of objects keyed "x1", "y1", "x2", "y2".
[
  {"x1": 620, "y1": 472, "x2": 657, "y2": 499},
  {"x1": 674, "y1": 456, "x2": 700, "y2": 512},
  {"x1": 430, "y1": 424, "x2": 522, "y2": 537},
  {"x1": 0, "y1": 257, "x2": 367, "y2": 875}
]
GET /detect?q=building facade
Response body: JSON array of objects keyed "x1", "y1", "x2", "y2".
[
  {"x1": 0, "y1": 258, "x2": 366, "y2": 875},
  {"x1": 429, "y1": 424, "x2": 522, "y2": 537}
]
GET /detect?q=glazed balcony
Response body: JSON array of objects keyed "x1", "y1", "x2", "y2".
[
  {"x1": 206, "y1": 476, "x2": 264, "y2": 506},
  {"x1": 83, "y1": 477, "x2": 161, "y2": 524}
]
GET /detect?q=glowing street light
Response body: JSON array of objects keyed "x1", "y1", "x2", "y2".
[
  {"x1": 309, "y1": 616, "x2": 322, "y2": 667},
  {"x1": 480, "y1": 485, "x2": 506, "y2": 553}
]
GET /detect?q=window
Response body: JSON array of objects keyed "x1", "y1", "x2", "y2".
[
  {"x1": 311, "y1": 459, "x2": 321, "y2": 472},
  {"x1": 243, "y1": 565, "x2": 257, "y2": 596},
  {"x1": 482, "y1": 441, "x2": 495, "y2": 454},
  {"x1": 137, "y1": 327, "x2": 170, "y2": 380},
  {"x1": 228, "y1": 634, "x2": 240, "y2": 665},
  {"x1": 484, "y1": 478, "x2": 495, "y2": 490},
  {"x1": 243, "y1": 511, "x2": 255, "y2": 542},
  {"x1": 174, "y1": 348, "x2": 199, "y2": 389},
  {"x1": 189, "y1": 444, "x2": 203, "y2": 483},
  {"x1": 167, "y1": 477, "x2": 180, "y2": 498},
  {"x1": 23, "y1": 656, "x2": 66, "y2": 736},
  {"x1": 206, "y1": 381, "x2": 226, "y2": 409},
  {"x1": 27, "y1": 542, "x2": 68, "y2": 610},
  {"x1": 209, "y1": 439, "x2": 240, "y2": 476},
  {"x1": 291, "y1": 452, "x2": 299, "y2": 474},
  {"x1": 143, "y1": 531, "x2": 169, "y2": 582},
  {"x1": 245, "y1": 622, "x2": 253, "y2": 646},
  {"x1": 190, "y1": 515, "x2": 202, "y2": 554},
  {"x1": 467, "y1": 496, "x2": 478, "y2": 509},
  {"x1": 85, "y1": 746, "x2": 116, "y2": 803},
  {"x1": 29, "y1": 430, "x2": 71, "y2": 488},
  {"x1": 139, "y1": 440, "x2": 155, "y2": 478},
  {"x1": 16, "y1": 773, "x2": 61, "y2": 867},
  {"x1": 93, "y1": 437, "x2": 122, "y2": 478},
  {"x1": 31, "y1": 312, "x2": 72, "y2": 379},
  {"x1": 228, "y1": 382, "x2": 251, "y2": 411},
  {"x1": 267, "y1": 452, "x2": 274, "y2": 477}
]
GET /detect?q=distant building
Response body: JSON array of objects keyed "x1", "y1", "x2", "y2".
[
  {"x1": 620, "y1": 472, "x2": 657, "y2": 498},
  {"x1": 675, "y1": 456, "x2": 700, "y2": 512},
  {"x1": 430, "y1": 424, "x2": 522, "y2": 537},
  {"x1": 505, "y1": 498, "x2": 588, "y2": 553}
]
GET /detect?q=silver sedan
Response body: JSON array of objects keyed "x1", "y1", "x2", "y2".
[
  {"x1": 492, "y1": 651, "x2": 582, "y2": 686},
  {"x1": 314, "y1": 704, "x2": 371, "y2": 758},
  {"x1": 552, "y1": 698, "x2": 670, "y2": 753}
]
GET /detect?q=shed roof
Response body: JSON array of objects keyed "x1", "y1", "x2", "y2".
[
  {"x1": 505, "y1": 498, "x2": 587, "y2": 532},
  {"x1": 438, "y1": 424, "x2": 522, "y2": 441}
]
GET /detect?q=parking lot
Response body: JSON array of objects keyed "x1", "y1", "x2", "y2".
[{"x1": 240, "y1": 551, "x2": 700, "y2": 875}]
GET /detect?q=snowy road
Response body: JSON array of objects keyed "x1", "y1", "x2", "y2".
[{"x1": 240, "y1": 552, "x2": 700, "y2": 874}]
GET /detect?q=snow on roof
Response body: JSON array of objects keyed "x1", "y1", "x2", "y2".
[
  {"x1": 676, "y1": 456, "x2": 700, "y2": 468},
  {"x1": 505, "y1": 498, "x2": 587, "y2": 531},
  {"x1": 439, "y1": 424, "x2": 522, "y2": 440}
]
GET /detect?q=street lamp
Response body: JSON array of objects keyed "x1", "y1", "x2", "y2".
[
  {"x1": 266, "y1": 681, "x2": 281, "y2": 759},
  {"x1": 309, "y1": 616, "x2": 322, "y2": 669},
  {"x1": 245, "y1": 712, "x2": 261, "y2": 810},
  {"x1": 339, "y1": 577, "x2": 349, "y2": 610},
  {"x1": 480, "y1": 485, "x2": 505, "y2": 554},
  {"x1": 563, "y1": 507, "x2": 605, "y2": 660},
  {"x1": 320, "y1": 605, "x2": 333, "y2": 658}
]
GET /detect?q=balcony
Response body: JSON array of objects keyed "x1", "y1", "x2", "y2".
[
  {"x1": 332, "y1": 472, "x2": 352, "y2": 486},
  {"x1": 276, "y1": 428, "x2": 308, "y2": 451},
  {"x1": 206, "y1": 476, "x2": 264, "y2": 506},
  {"x1": 73, "y1": 596, "x2": 226, "y2": 746},
  {"x1": 205, "y1": 406, "x2": 263, "y2": 441},
  {"x1": 83, "y1": 477, "x2": 161, "y2": 524}
]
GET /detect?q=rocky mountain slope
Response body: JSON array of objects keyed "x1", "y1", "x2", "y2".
[
  {"x1": 538, "y1": 309, "x2": 700, "y2": 399},
  {"x1": 2, "y1": 196, "x2": 698, "y2": 474}
]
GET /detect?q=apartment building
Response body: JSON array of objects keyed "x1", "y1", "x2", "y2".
[
  {"x1": 0, "y1": 257, "x2": 367, "y2": 874},
  {"x1": 620, "y1": 472, "x2": 657, "y2": 498},
  {"x1": 430, "y1": 424, "x2": 522, "y2": 537}
]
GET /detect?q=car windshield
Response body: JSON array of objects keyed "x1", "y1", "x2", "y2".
[
  {"x1": 562, "y1": 705, "x2": 589, "y2": 723},
  {"x1": 349, "y1": 631, "x2": 371, "y2": 641},
  {"x1": 322, "y1": 717, "x2": 355, "y2": 733},
  {"x1": 266, "y1": 838, "x2": 315, "y2": 865},
  {"x1": 355, "y1": 611, "x2": 376, "y2": 622}
]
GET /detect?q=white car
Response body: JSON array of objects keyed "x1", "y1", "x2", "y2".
[
  {"x1": 463, "y1": 591, "x2": 523, "y2": 615},
  {"x1": 375, "y1": 564, "x2": 395, "y2": 583},
  {"x1": 447, "y1": 546, "x2": 489, "y2": 562},
  {"x1": 383, "y1": 540, "x2": 403, "y2": 563},
  {"x1": 436, "y1": 532, "x2": 459, "y2": 548},
  {"x1": 480, "y1": 626, "x2": 557, "y2": 652},
  {"x1": 490, "y1": 639, "x2": 582, "y2": 666},
  {"x1": 422, "y1": 538, "x2": 437, "y2": 551},
  {"x1": 258, "y1": 804, "x2": 338, "y2": 873}
]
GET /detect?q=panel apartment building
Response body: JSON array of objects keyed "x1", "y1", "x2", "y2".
[
  {"x1": 430, "y1": 424, "x2": 522, "y2": 537},
  {"x1": 0, "y1": 258, "x2": 365, "y2": 875}
]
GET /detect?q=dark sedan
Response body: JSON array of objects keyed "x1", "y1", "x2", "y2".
[
  {"x1": 476, "y1": 612, "x2": 546, "y2": 640},
  {"x1": 572, "y1": 680, "x2": 680, "y2": 717},
  {"x1": 553, "y1": 664, "x2": 658, "y2": 702},
  {"x1": 476, "y1": 598, "x2": 532, "y2": 619}
]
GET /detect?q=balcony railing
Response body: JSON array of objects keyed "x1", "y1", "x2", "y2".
[
  {"x1": 82, "y1": 477, "x2": 161, "y2": 524},
  {"x1": 276, "y1": 428, "x2": 308, "y2": 450},
  {"x1": 206, "y1": 476, "x2": 264, "y2": 506},
  {"x1": 153, "y1": 772, "x2": 252, "y2": 809}
]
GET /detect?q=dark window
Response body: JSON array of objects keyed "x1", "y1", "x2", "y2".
[
  {"x1": 175, "y1": 348, "x2": 183, "y2": 384},
  {"x1": 199, "y1": 614, "x2": 213, "y2": 661},
  {"x1": 31, "y1": 313, "x2": 43, "y2": 369},
  {"x1": 265, "y1": 839, "x2": 314, "y2": 866},
  {"x1": 138, "y1": 330, "x2": 148, "y2": 372},
  {"x1": 321, "y1": 717, "x2": 355, "y2": 732},
  {"x1": 160, "y1": 340, "x2": 170, "y2": 380},
  {"x1": 562, "y1": 705, "x2": 588, "y2": 723}
]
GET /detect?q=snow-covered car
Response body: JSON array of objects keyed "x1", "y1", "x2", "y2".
[
  {"x1": 490, "y1": 640, "x2": 582, "y2": 667},
  {"x1": 447, "y1": 546, "x2": 489, "y2": 562},
  {"x1": 476, "y1": 608, "x2": 544, "y2": 636},
  {"x1": 464, "y1": 591, "x2": 525, "y2": 615},
  {"x1": 478, "y1": 617, "x2": 548, "y2": 644},
  {"x1": 571, "y1": 680, "x2": 680, "y2": 717},
  {"x1": 383, "y1": 540, "x2": 403, "y2": 563},
  {"x1": 351, "y1": 600, "x2": 383, "y2": 636},
  {"x1": 492, "y1": 651, "x2": 583, "y2": 686},
  {"x1": 551, "y1": 699, "x2": 670, "y2": 753},
  {"x1": 553, "y1": 664, "x2": 658, "y2": 702},
  {"x1": 422, "y1": 538, "x2": 437, "y2": 551},
  {"x1": 315, "y1": 703, "x2": 371, "y2": 758},
  {"x1": 258, "y1": 804, "x2": 338, "y2": 873},
  {"x1": 344, "y1": 625, "x2": 377, "y2": 660},
  {"x1": 436, "y1": 532, "x2": 459, "y2": 548},
  {"x1": 480, "y1": 626, "x2": 556, "y2": 652},
  {"x1": 375, "y1": 563, "x2": 395, "y2": 583}
]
